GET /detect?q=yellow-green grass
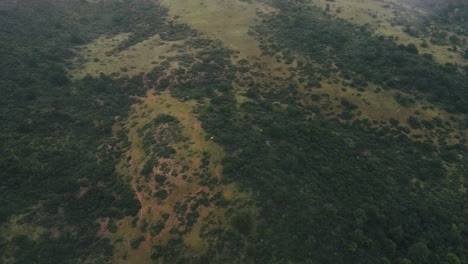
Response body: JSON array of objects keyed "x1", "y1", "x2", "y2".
[
  {"x1": 69, "y1": 33, "x2": 187, "y2": 79},
  {"x1": 312, "y1": 0, "x2": 468, "y2": 66},
  {"x1": 160, "y1": 0, "x2": 275, "y2": 59},
  {"x1": 69, "y1": 0, "x2": 276, "y2": 79},
  {"x1": 0, "y1": 213, "x2": 45, "y2": 239},
  {"x1": 236, "y1": 50, "x2": 467, "y2": 147},
  {"x1": 0, "y1": 212, "x2": 46, "y2": 264},
  {"x1": 304, "y1": 76, "x2": 468, "y2": 147}
]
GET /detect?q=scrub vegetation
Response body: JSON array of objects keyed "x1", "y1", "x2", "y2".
[{"x1": 1, "y1": 0, "x2": 467, "y2": 263}]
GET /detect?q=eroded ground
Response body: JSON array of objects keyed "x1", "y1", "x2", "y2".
[
  {"x1": 109, "y1": 91, "x2": 252, "y2": 263},
  {"x1": 62, "y1": 0, "x2": 467, "y2": 262}
]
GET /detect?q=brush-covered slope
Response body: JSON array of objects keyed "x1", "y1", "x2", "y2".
[{"x1": 1, "y1": 0, "x2": 467, "y2": 264}]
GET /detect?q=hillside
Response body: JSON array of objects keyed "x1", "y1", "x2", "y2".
[{"x1": 0, "y1": 0, "x2": 467, "y2": 263}]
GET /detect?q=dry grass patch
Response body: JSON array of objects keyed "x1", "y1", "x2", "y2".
[
  {"x1": 0, "y1": 213, "x2": 46, "y2": 264},
  {"x1": 312, "y1": 0, "x2": 468, "y2": 66},
  {"x1": 235, "y1": 51, "x2": 467, "y2": 147},
  {"x1": 69, "y1": 33, "x2": 187, "y2": 79},
  {"x1": 161, "y1": 0, "x2": 275, "y2": 59},
  {"x1": 309, "y1": 77, "x2": 467, "y2": 146}
]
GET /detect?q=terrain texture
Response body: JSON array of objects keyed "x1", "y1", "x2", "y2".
[{"x1": 0, "y1": 0, "x2": 467, "y2": 263}]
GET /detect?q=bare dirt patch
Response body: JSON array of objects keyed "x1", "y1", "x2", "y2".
[{"x1": 110, "y1": 91, "x2": 251, "y2": 263}]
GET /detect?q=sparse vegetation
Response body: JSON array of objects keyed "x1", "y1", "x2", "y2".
[{"x1": 1, "y1": 0, "x2": 467, "y2": 263}]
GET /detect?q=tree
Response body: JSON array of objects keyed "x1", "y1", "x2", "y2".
[
  {"x1": 447, "y1": 253, "x2": 461, "y2": 264},
  {"x1": 408, "y1": 241, "x2": 430, "y2": 263},
  {"x1": 406, "y1": 43, "x2": 419, "y2": 54},
  {"x1": 232, "y1": 210, "x2": 256, "y2": 236},
  {"x1": 399, "y1": 259, "x2": 412, "y2": 264}
]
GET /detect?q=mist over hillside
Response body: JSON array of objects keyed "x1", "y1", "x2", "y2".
[{"x1": 402, "y1": 0, "x2": 467, "y2": 23}]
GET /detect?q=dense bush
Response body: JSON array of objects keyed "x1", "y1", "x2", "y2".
[
  {"x1": 0, "y1": 0, "x2": 181, "y2": 262},
  {"x1": 198, "y1": 88, "x2": 468, "y2": 264}
]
